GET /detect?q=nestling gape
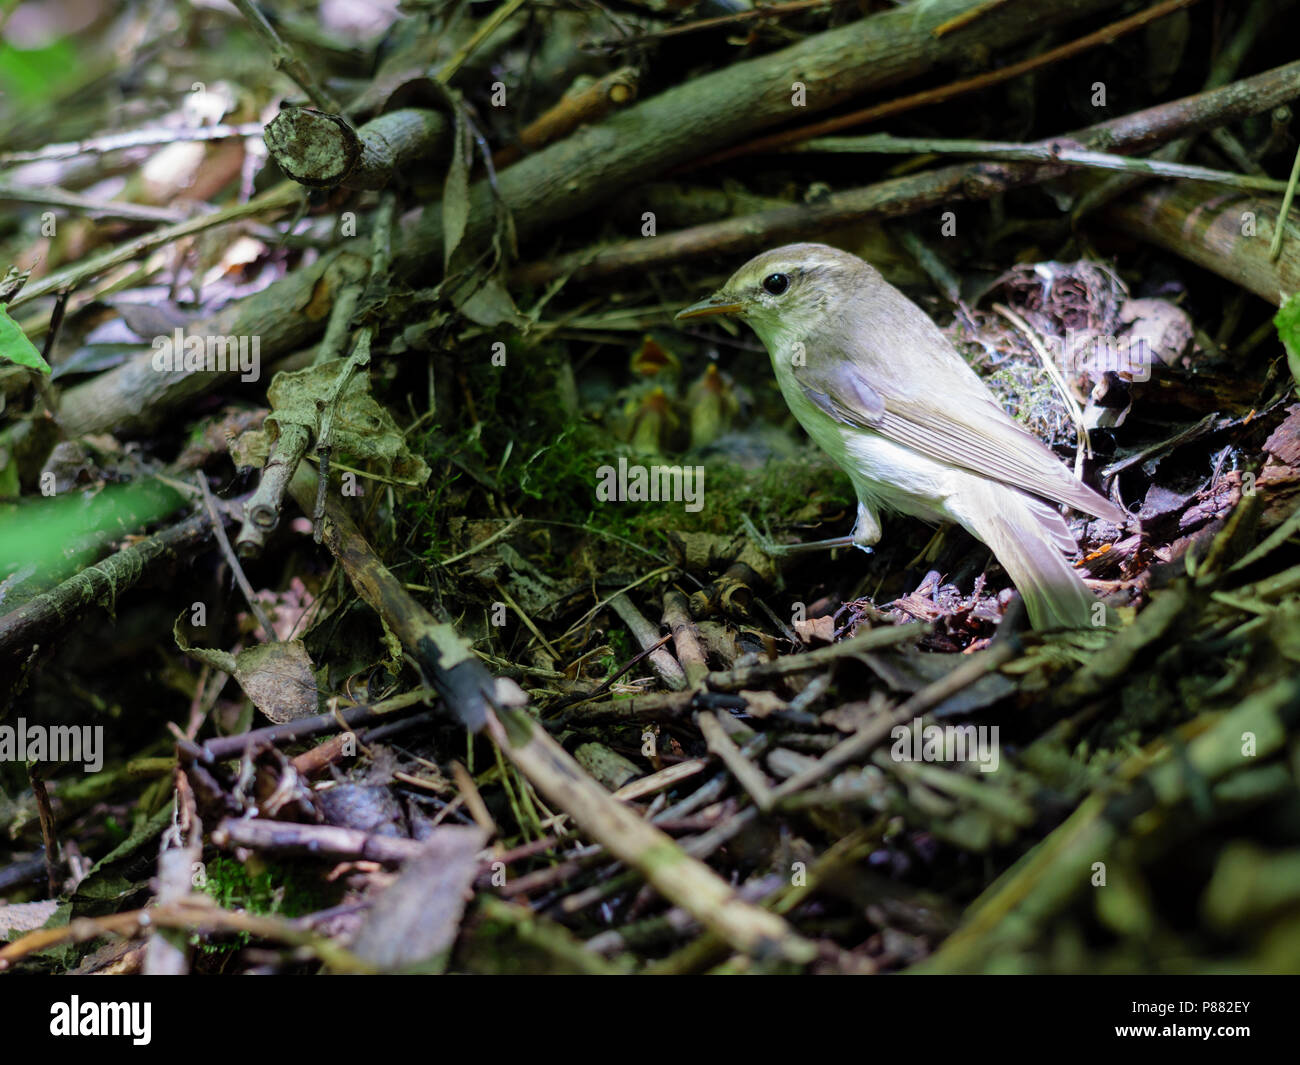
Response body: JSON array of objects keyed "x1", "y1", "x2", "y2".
[{"x1": 676, "y1": 242, "x2": 1127, "y2": 630}]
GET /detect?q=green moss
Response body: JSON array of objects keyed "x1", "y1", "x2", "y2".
[
  {"x1": 400, "y1": 345, "x2": 855, "y2": 571},
  {"x1": 195, "y1": 854, "x2": 341, "y2": 957},
  {"x1": 202, "y1": 854, "x2": 335, "y2": 917}
]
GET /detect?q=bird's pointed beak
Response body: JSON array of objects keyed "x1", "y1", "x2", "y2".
[{"x1": 675, "y1": 292, "x2": 744, "y2": 321}]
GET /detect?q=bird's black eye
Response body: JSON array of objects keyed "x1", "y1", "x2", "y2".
[{"x1": 762, "y1": 273, "x2": 789, "y2": 296}]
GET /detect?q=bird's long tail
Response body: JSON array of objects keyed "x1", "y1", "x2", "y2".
[{"x1": 954, "y1": 480, "x2": 1098, "y2": 630}]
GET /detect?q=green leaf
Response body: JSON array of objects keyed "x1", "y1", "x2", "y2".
[
  {"x1": 442, "y1": 107, "x2": 472, "y2": 270},
  {"x1": 1274, "y1": 292, "x2": 1300, "y2": 398},
  {"x1": 0, "y1": 37, "x2": 80, "y2": 105},
  {"x1": 0, "y1": 479, "x2": 185, "y2": 585},
  {"x1": 0, "y1": 303, "x2": 50, "y2": 373},
  {"x1": 265, "y1": 360, "x2": 431, "y2": 486}
]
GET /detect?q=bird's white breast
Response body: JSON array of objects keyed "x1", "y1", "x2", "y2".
[{"x1": 764, "y1": 332, "x2": 959, "y2": 526}]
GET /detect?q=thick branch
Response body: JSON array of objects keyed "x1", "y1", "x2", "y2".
[
  {"x1": 264, "y1": 107, "x2": 449, "y2": 190},
  {"x1": 393, "y1": 0, "x2": 1128, "y2": 278},
  {"x1": 0, "y1": 511, "x2": 220, "y2": 662},
  {"x1": 511, "y1": 59, "x2": 1300, "y2": 286},
  {"x1": 1104, "y1": 184, "x2": 1300, "y2": 305},
  {"x1": 57, "y1": 0, "x2": 1126, "y2": 437}
]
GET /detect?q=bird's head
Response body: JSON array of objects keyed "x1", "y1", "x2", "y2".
[{"x1": 674, "y1": 243, "x2": 871, "y2": 350}]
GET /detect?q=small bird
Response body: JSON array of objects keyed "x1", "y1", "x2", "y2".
[{"x1": 676, "y1": 243, "x2": 1126, "y2": 630}]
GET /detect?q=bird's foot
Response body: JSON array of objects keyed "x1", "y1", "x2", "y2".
[{"x1": 741, "y1": 512, "x2": 794, "y2": 557}]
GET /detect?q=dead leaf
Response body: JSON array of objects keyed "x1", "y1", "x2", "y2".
[{"x1": 349, "y1": 826, "x2": 487, "y2": 971}]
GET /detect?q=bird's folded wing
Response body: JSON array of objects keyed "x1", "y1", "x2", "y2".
[{"x1": 795, "y1": 361, "x2": 1125, "y2": 521}]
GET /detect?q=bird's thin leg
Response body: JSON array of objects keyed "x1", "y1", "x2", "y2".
[{"x1": 741, "y1": 513, "x2": 864, "y2": 558}]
